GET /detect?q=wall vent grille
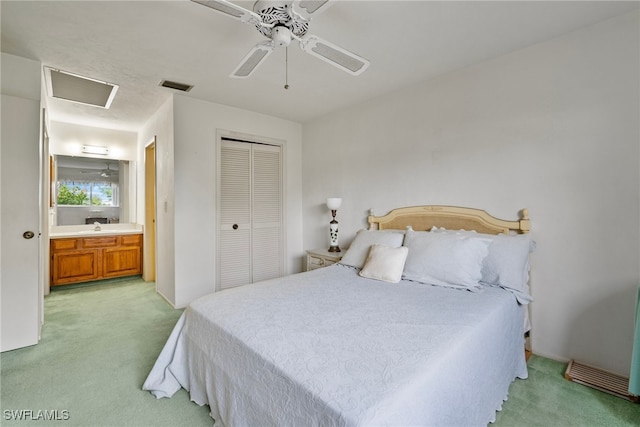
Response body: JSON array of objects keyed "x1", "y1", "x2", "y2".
[
  {"x1": 159, "y1": 80, "x2": 193, "y2": 92},
  {"x1": 565, "y1": 360, "x2": 638, "y2": 402}
]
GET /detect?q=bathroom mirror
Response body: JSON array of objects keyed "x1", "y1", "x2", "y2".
[{"x1": 53, "y1": 155, "x2": 136, "y2": 226}]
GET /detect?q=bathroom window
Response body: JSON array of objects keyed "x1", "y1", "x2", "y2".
[{"x1": 57, "y1": 180, "x2": 119, "y2": 207}]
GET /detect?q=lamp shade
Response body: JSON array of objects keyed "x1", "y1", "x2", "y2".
[{"x1": 326, "y1": 198, "x2": 342, "y2": 210}]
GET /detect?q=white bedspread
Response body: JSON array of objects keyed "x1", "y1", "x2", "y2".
[{"x1": 144, "y1": 265, "x2": 528, "y2": 427}]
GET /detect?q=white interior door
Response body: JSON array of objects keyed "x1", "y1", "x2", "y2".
[
  {"x1": 218, "y1": 139, "x2": 282, "y2": 290},
  {"x1": 1, "y1": 94, "x2": 41, "y2": 352}
]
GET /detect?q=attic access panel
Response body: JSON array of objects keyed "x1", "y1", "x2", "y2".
[{"x1": 44, "y1": 67, "x2": 118, "y2": 109}]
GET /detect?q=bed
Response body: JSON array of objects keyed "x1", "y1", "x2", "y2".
[{"x1": 143, "y1": 205, "x2": 534, "y2": 426}]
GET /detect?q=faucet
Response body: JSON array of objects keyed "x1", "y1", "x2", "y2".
[{"x1": 93, "y1": 221, "x2": 101, "y2": 231}]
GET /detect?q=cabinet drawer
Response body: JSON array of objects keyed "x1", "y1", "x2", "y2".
[
  {"x1": 308, "y1": 254, "x2": 336, "y2": 270},
  {"x1": 82, "y1": 236, "x2": 118, "y2": 248},
  {"x1": 51, "y1": 239, "x2": 79, "y2": 251},
  {"x1": 120, "y1": 234, "x2": 142, "y2": 246}
]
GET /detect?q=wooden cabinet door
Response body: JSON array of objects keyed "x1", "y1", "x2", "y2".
[
  {"x1": 102, "y1": 246, "x2": 141, "y2": 278},
  {"x1": 52, "y1": 249, "x2": 101, "y2": 285}
]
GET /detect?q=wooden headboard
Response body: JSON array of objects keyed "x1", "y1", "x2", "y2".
[{"x1": 367, "y1": 205, "x2": 530, "y2": 235}]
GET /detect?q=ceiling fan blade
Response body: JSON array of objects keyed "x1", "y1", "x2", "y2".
[
  {"x1": 291, "y1": 0, "x2": 333, "y2": 21},
  {"x1": 299, "y1": 35, "x2": 370, "y2": 76},
  {"x1": 191, "y1": 0, "x2": 262, "y2": 25},
  {"x1": 230, "y1": 41, "x2": 275, "y2": 78}
]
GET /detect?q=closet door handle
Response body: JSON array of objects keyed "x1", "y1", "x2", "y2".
[{"x1": 232, "y1": 224, "x2": 238, "y2": 230}]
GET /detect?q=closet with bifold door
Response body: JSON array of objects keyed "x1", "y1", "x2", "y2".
[{"x1": 218, "y1": 137, "x2": 283, "y2": 290}]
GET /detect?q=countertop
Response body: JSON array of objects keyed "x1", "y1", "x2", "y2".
[{"x1": 49, "y1": 224, "x2": 143, "y2": 239}]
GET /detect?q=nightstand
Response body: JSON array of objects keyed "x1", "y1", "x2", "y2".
[{"x1": 306, "y1": 248, "x2": 344, "y2": 271}]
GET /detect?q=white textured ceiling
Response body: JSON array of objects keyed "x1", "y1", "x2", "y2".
[{"x1": 2, "y1": 1, "x2": 638, "y2": 131}]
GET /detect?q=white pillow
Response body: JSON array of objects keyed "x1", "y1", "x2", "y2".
[
  {"x1": 359, "y1": 244, "x2": 409, "y2": 283},
  {"x1": 430, "y1": 226, "x2": 535, "y2": 302},
  {"x1": 339, "y1": 229, "x2": 405, "y2": 269},
  {"x1": 402, "y1": 228, "x2": 491, "y2": 291}
]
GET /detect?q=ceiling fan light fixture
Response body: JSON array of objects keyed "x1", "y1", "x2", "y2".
[{"x1": 272, "y1": 26, "x2": 292, "y2": 47}]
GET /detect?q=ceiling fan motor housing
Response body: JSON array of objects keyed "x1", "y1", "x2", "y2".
[{"x1": 253, "y1": 0, "x2": 309, "y2": 39}]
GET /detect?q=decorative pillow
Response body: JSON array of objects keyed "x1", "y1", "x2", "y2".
[
  {"x1": 430, "y1": 226, "x2": 535, "y2": 302},
  {"x1": 359, "y1": 244, "x2": 409, "y2": 283},
  {"x1": 339, "y1": 229, "x2": 405, "y2": 269},
  {"x1": 402, "y1": 228, "x2": 491, "y2": 291}
]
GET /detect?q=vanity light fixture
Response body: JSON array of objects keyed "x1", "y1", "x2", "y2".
[
  {"x1": 82, "y1": 145, "x2": 110, "y2": 156},
  {"x1": 327, "y1": 197, "x2": 342, "y2": 252}
]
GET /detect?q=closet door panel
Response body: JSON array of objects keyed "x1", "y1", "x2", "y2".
[
  {"x1": 253, "y1": 146, "x2": 281, "y2": 224},
  {"x1": 252, "y1": 226, "x2": 281, "y2": 283},
  {"x1": 220, "y1": 142, "x2": 251, "y2": 226},
  {"x1": 219, "y1": 141, "x2": 252, "y2": 289},
  {"x1": 219, "y1": 228, "x2": 251, "y2": 289},
  {"x1": 252, "y1": 145, "x2": 283, "y2": 282}
]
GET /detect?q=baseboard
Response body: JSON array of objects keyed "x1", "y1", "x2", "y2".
[
  {"x1": 565, "y1": 359, "x2": 639, "y2": 403},
  {"x1": 156, "y1": 288, "x2": 178, "y2": 309}
]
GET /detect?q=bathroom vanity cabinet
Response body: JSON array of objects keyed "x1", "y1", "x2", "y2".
[{"x1": 50, "y1": 233, "x2": 142, "y2": 286}]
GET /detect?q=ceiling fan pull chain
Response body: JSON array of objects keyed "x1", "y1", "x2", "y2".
[{"x1": 284, "y1": 46, "x2": 290, "y2": 90}]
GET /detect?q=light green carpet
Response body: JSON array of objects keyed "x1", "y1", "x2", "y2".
[
  {"x1": 1, "y1": 278, "x2": 638, "y2": 426},
  {"x1": 1, "y1": 278, "x2": 211, "y2": 426}
]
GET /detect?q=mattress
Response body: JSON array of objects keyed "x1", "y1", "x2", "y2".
[{"x1": 144, "y1": 264, "x2": 528, "y2": 426}]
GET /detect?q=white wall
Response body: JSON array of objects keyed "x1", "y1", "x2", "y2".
[
  {"x1": 139, "y1": 95, "x2": 303, "y2": 308},
  {"x1": 49, "y1": 121, "x2": 137, "y2": 161},
  {"x1": 137, "y1": 97, "x2": 175, "y2": 305},
  {"x1": 302, "y1": 11, "x2": 639, "y2": 376}
]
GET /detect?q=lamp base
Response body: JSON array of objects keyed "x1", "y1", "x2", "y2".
[{"x1": 328, "y1": 246, "x2": 341, "y2": 253}]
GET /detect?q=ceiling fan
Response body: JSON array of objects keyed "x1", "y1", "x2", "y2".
[
  {"x1": 81, "y1": 163, "x2": 116, "y2": 178},
  {"x1": 191, "y1": 0, "x2": 370, "y2": 78}
]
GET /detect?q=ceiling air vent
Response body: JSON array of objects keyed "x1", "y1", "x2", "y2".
[
  {"x1": 44, "y1": 67, "x2": 118, "y2": 109},
  {"x1": 159, "y1": 80, "x2": 193, "y2": 92}
]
